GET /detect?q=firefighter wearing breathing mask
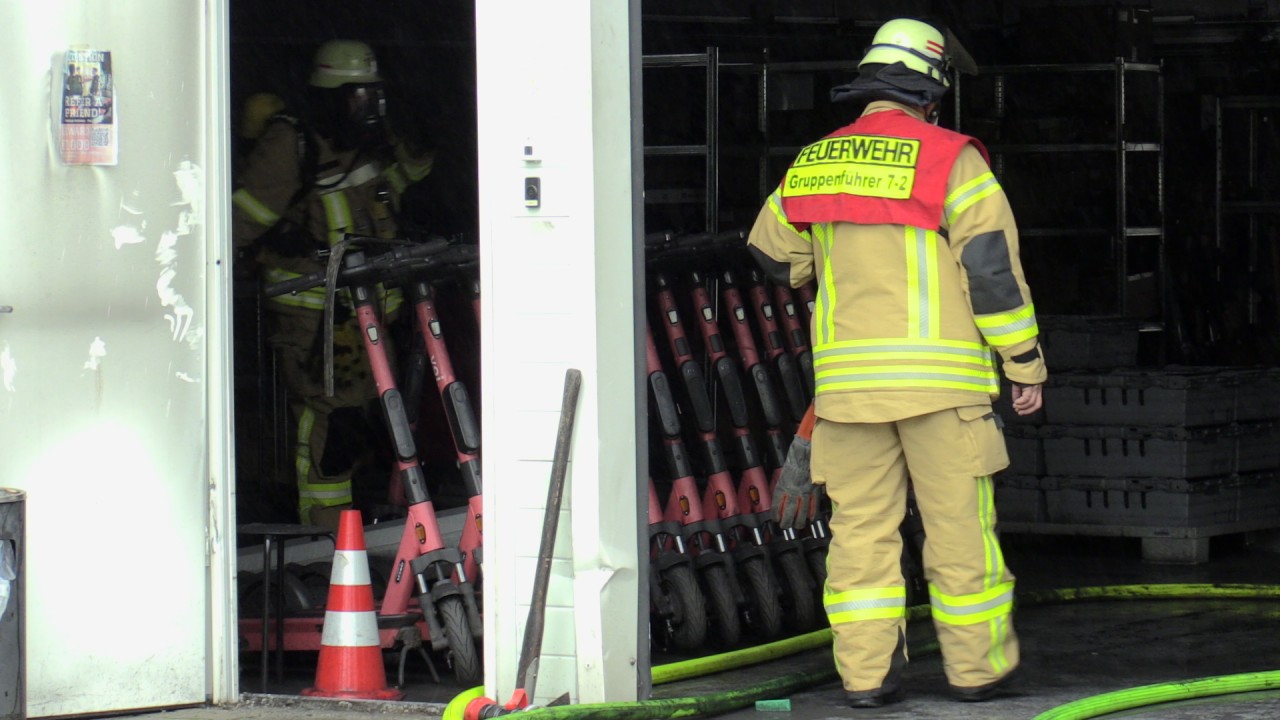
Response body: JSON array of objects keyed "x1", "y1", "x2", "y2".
[
  {"x1": 233, "y1": 39, "x2": 434, "y2": 530},
  {"x1": 748, "y1": 18, "x2": 1046, "y2": 707}
]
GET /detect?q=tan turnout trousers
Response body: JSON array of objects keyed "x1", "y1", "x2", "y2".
[{"x1": 813, "y1": 404, "x2": 1018, "y2": 694}]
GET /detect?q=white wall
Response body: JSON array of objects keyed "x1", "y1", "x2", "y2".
[
  {"x1": 0, "y1": 1, "x2": 232, "y2": 715},
  {"x1": 475, "y1": 0, "x2": 647, "y2": 707}
]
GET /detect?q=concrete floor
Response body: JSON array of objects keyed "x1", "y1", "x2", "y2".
[{"x1": 115, "y1": 532, "x2": 1280, "y2": 720}]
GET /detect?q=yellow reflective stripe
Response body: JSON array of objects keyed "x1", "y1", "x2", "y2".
[
  {"x1": 233, "y1": 188, "x2": 280, "y2": 227},
  {"x1": 765, "y1": 187, "x2": 814, "y2": 241},
  {"x1": 975, "y1": 304, "x2": 1038, "y2": 346},
  {"x1": 381, "y1": 286, "x2": 404, "y2": 314},
  {"x1": 944, "y1": 171, "x2": 1001, "y2": 226},
  {"x1": 905, "y1": 227, "x2": 942, "y2": 339},
  {"x1": 824, "y1": 586, "x2": 906, "y2": 624},
  {"x1": 299, "y1": 483, "x2": 353, "y2": 501},
  {"x1": 267, "y1": 291, "x2": 326, "y2": 310},
  {"x1": 815, "y1": 223, "x2": 837, "y2": 345},
  {"x1": 906, "y1": 227, "x2": 921, "y2": 338},
  {"x1": 263, "y1": 266, "x2": 399, "y2": 316},
  {"x1": 321, "y1": 192, "x2": 354, "y2": 246},
  {"x1": 929, "y1": 580, "x2": 1014, "y2": 626},
  {"x1": 977, "y1": 475, "x2": 1011, "y2": 672},
  {"x1": 384, "y1": 165, "x2": 408, "y2": 195},
  {"x1": 814, "y1": 338, "x2": 995, "y2": 367},
  {"x1": 978, "y1": 476, "x2": 1000, "y2": 588},
  {"x1": 263, "y1": 268, "x2": 327, "y2": 310},
  {"x1": 295, "y1": 406, "x2": 315, "y2": 485},
  {"x1": 816, "y1": 363, "x2": 998, "y2": 393},
  {"x1": 926, "y1": 231, "x2": 941, "y2": 337}
]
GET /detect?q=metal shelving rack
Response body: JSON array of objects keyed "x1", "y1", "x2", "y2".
[
  {"x1": 955, "y1": 59, "x2": 1166, "y2": 322},
  {"x1": 1214, "y1": 95, "x2": 1280, "y2": 328},
  {"x1": 642, "y1": 48, "x2": 722, "y2": 235}
]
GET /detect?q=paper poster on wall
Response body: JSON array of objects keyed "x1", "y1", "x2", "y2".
[{"x1": 57, "y1": 49, "x2": 117, "y2": 166}]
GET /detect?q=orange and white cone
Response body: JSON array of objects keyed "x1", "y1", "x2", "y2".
[{"x1": 302, "y1": 509, "x2": 404, "y2": 700}]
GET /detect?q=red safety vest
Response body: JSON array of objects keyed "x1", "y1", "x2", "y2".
[{"x1": 779, "y1": 109, "x2": 989, "y2": 232}]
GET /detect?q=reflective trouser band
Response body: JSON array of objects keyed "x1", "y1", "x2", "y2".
[
  {"x1": 299, "y1": 481, "x2": 353, "y2": 507},
  {"x1": 824, "y1": 586, "x2": 907, "y2": 625},
  {"x1": 974, "y1": 303, "x2": 1039, "y2": 347},
  {"x1": 296, "y1": 405, "x2": 352, "y2": 515},
  {"x1": 929, "y1": 581, "x2": 1015, "y2": 626},
  {"x1": 295, "y1": 406, "x2": 315, "y2": 485}
]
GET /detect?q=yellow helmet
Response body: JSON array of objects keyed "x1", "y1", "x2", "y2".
[
  {"x1": 309, "y1": 40, "x2": 382, "y2": 89},
  {"x1": 859, "y1": 18, "x2": 975, "y2": 88}
]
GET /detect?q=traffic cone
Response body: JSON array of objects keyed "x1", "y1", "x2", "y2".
[{"x1": 302, "y1": 509, "x2": 404, "y2": 700}]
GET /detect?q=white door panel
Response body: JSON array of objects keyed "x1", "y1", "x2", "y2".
[{"x1": 0, "y1": 1, "x2": 225, "y2": 715}]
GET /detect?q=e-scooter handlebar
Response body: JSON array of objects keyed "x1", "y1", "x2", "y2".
[
  {"x1": 263, "y1": 236, "x2": 477, "y2": 297},
  {"x1": 645, "y1": 228, "x2": 748, "y2": 265}
]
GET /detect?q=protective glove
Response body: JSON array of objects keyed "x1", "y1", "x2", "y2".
[{"x1": 772, "y1": 435, "x2": 818, "y2": 530}]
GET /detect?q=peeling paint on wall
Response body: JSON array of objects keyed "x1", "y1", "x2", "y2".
[
  {"x1": 155, "y1": 160, "x2": 203, "y2": 353},
  {"x1": 108, "y1": 160, "x2": 206, "y2": 370},
  {"x1": 83, "y1": 337, "x2": 106, "y2": 371},
  {"x1": 1, "y1": 345, "x2": 15, "y2": 392}
]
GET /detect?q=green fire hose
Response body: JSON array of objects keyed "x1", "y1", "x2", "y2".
[{"x1": 441, "y1": 583, "x2": 1280, "y2": 720}]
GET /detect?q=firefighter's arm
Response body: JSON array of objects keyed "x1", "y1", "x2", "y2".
[
  {"x1": 231, "y1": 121, "x2": 305, "y2": 249},
  {"x1": 944, "y1": 145, "x2": 1047, "y2": 387},
  {"x1": 747, "y1": 186, "x2": 816, "y2": 289}
]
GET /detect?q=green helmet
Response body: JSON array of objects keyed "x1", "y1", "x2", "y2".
[
  {"x1": 858, "y1": 18, "x2": 976, "y2": 89},
  {"x1": 309, "y1": 40, "x2": 382, "y2": 89}
]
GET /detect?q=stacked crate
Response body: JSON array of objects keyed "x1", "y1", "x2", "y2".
[
  {"x1": 997, "y1": 366, "x2": 1280, "y2": 560},
  {"x1": 993, "y1": 347, "x2": 1280, "y2": 561}
]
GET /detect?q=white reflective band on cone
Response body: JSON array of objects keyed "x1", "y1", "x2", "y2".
[
  {"x1": 330, "y1": 549, "x2": 372, "y2": 586},
  {"x1": 321, "y1": 610, "x2": 382, "y2": 647}
]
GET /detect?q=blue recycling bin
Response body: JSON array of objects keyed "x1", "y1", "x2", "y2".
[{"x1": 0, "y1": 489, "x2": 23, "y2": 720}]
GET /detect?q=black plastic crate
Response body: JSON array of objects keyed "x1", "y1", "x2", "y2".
[
  {"x1": 1043, "y1": 367, "x2": 1280, "y2": 427},
  {"x1": 993, "y1": 475, "x2": 1048, "y2": 524},
  {"x1": 1039, "y1": 472, "x2": 1280, "y2": 529},
  {"x1": 1039, "y1": 422, "x2": 1280, "y2": 479},
  {"x1": 1039, "y1": 315, "x2": 1140, "y2": 371},
  {"x1": 1002, "y1": 424, "x2": 1045, "y2": 476}
]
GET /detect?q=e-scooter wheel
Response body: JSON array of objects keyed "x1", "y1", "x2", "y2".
[
  {"x1": 659, "y1": 563, "x2": 707, "y2": 652},
  {"x1": 740, "y1": 555, "x2": 782, "y2": 640},
  {"x1": 775, "y1": 550, "x2": 817, "y2": 632},
  {"x1": 439, "y1": 595, "x2": 482, "y2": 685},
  {"x1": 700, "y1": 563, "x2": 742, "y2": 647}
]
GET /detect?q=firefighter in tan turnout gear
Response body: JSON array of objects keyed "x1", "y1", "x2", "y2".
[
  {"x1": 233, "y1": 40, "x2": 434, "y2": 529},
  {"x1": 748, "y1": 17, "x2": 1046, "y2": 707}
]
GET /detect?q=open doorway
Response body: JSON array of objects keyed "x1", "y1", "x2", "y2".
[{"x1": 228, "y1": 0, "x2": 482, "y2": 701}]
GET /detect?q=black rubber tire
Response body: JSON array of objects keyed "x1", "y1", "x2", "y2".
[
  {"x1": 438, "y1": 595, "x2": 482, "y2": 685},
  {"x1": 806, "y1": 544, "x2": 828, "y2": 587},
  {"x1": 775, "y1": 550, "x2": 817, "y2": 632},
  {"x1": 740, "y1": 555, "x2": 783, "y2": 641},
  {"x1": 659, "y1": 563, "x2": 708, "y2": 652},
  {"x1": 700, "y1": 562, "x2": 742, "y2": 648}
]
